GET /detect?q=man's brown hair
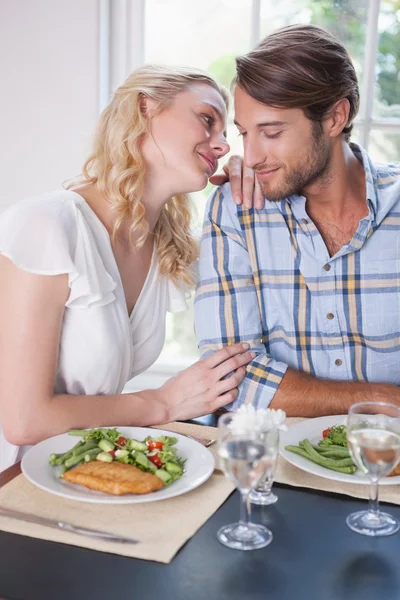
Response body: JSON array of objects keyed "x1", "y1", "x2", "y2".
[{"x1": 235, "y1": 24, "x2": 359, "y2": 142}]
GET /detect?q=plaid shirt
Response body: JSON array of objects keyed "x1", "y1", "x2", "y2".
[{"x1": 195, "y1": 144, "x2": 400, "y2": 409}]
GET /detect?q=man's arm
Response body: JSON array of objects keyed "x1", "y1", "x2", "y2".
[
  {"x1": 195, "y1": 185, "x2": 289, "y2": 410},
  {"x1": 196, "y1": 184, "x2": 400, "y2": 416},
  {"x1": 271, "y1": 369, "x2": 400, "y2": 416}
]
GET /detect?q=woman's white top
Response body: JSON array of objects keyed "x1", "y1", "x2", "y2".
[{"x1": 0, "y1": 190, "x2": 189, "y2": 472}]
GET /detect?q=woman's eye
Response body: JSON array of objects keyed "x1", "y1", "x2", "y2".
[
  {"x1": 202, "y1": 114, "x2": 214, "y2": 126},
  {"x1": 237, "y1": 131, "x2": 247, "y2": 137}
]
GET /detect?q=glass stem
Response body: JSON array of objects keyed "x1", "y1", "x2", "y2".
[
  {"x1": 239, "y1": 491, "x2": 251, "y2": 527},
  {"x1": 368, "y1": 479, "x2": 380, "y2": 517}
]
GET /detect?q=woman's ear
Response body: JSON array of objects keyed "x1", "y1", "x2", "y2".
[{"x1": 140, "y1": 96, "x2": 159, "y2": 119}]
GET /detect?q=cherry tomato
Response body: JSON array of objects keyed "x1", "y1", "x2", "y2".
[
  {"x1": 108, "y1": 450, "x2": 116, "y2": 457},
  {"x1": 148, "y1": 453, "x2": 163, "y2": 468},
  {"x1": 322, "y1": 428, "x2": 332, "y2": 438},
  {"x1": 116, "y1": 436, "x2": 127, "y2": 447},
  {"x1": 146, "y1": 440, "x2": 164, "y2": 450}
]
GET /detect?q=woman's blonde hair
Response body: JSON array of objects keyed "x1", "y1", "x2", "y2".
[{"x1": 77, "y1": 65, "x2": 229, "y2": 286}]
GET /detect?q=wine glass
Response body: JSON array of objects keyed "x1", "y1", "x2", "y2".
[
  {"x1": 346, "y1": 401, "x2": 400, "y2": 536},
  {"x1": 249, "y1": 428, "x2": 279, "y2": 505},
  {"x1": 217, "y1": 413, "x2": 275, "y2": 550}
]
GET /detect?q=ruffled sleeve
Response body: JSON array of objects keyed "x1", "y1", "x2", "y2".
[{"x1": 0, "y1": 191, "x2": 117, "y2": 309}]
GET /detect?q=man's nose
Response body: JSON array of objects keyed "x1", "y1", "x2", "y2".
[{"x1": 244, "y1": 139, "x2": 266, "y2": 170}]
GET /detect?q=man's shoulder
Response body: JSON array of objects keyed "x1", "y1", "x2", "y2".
[
  {"x1": 204, "y1": 183, "x2": 238, "y2": 224},
  {"x1": 374, "y1": 161, "x2": 400, "y2": 187},
  {"x1": 207, "y1": 183, "x2": 235, "y2": 211},
  {"x1": 207, "y1": 182, "x2": 283, "y2": 214}
]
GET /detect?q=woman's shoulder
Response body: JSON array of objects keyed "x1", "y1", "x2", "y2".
[
  {"x1": 0, "y1": 189, "x2": 82, "y2": 231},
  {"x1": 0, "y1": 189, "x2": 84, "y2": 277},
  {"x1": 0, "y1": 189, "x2": 117, "y2": 308}
]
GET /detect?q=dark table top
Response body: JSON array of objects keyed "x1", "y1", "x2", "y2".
[{"x1": 1, "y1": 418, "x2": 400, "y2": 600}]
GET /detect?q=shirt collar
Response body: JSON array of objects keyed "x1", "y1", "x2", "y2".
[{"x1": 349, "y1": 142, "x2": 377, "y2": 222}]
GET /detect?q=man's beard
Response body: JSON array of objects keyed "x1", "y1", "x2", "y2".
[{"x1": 257, "y1": 122, "x2": 332, "y2": 202}]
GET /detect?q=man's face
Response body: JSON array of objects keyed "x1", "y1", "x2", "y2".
[{"x1": 234, "y1": 86, "x2": 332, "y2": 201}]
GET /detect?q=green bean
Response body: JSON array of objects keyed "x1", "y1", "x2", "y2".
[
  {"x1": 301, "y1": 439, "x2": 355, "y2": 468},
  {"x1": 311, "y1": 444, "x2": 351, "y2": 457},
  {"x1": 64, "y1": 452, "x2": 87, "y2": 469},
  {"x1": 58, "y1": 465, "x2": 67, "y2": 478},
  {"x1": 84, "y1": 448, "x2": 102, "y2": 462},
  {"x1": 54, "y1": 440, "x2": 85, "y2": 465},
  {"x1": 50, "y1": 453, "x2": 64, "y2": 460},
  {"x1": 72, "y1": 440, "x2": 98, "y2": 455},
  {"x1": 317, "y1": 448, "x2": 351, "y2": 459},
  {"x1": 285, "y1": 445, "x2": 357, "y2": 474},
  {"x1": 319, "y1": 444, "x2": 349, "y2": 451},
  {"x1": 68, "y1": 429, "x2": 87, "y2": 436}
]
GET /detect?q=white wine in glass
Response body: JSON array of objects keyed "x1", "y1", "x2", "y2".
[{"x1": 346, "y1": 401, "x2": 400, "y2": 536}]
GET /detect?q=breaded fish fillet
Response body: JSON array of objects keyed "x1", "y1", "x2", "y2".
[
  {"x1": 63, "y1": 461, "x2": 164, "y2": 495},
  {"x1": 388, "y1": 463, "x2": 400, "y2": 477}
]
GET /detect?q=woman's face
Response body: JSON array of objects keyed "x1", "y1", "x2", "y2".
[{"x1": 141, "y1": 83, "x2": 229, "y2": 195}]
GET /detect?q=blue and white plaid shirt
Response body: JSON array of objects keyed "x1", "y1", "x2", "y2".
[{"x1": 195, "y1": 144, "x2": 400, "y2": 409}]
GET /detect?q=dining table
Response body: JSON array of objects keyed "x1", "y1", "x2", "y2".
[{"x1": 1, "y1": 415, "x2": 400, "y2": 600}]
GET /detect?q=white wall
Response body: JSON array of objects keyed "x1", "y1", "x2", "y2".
[{"x1": 0, "y1": 0, "x2": 100, "y2": 210}]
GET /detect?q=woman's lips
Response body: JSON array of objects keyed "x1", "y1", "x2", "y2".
[{"x1": 198, "y1": 153, "x2": 217, "y2": 176}]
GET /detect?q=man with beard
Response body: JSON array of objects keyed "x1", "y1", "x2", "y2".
[{"x1": 195, "y1": 24, "x2": 400, "y2": 416}]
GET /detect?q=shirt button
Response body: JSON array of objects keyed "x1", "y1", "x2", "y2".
[
  {"x1": 326, "y1": 313, "x2": 334, "y2": 320},
  {"x1": 335, "y1": 359, "x2": 343, "y2": 366},
  {"x1": 301, "y1": 218, "x2": 308, "y2": 225},
  {"x1": 323, "y1": 264, "x2": 331, "y2": 271}
]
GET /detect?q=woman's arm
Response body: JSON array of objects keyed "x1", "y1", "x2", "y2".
[{"x1": 0, "y1": 255, "x2": 252, "y2": 445}]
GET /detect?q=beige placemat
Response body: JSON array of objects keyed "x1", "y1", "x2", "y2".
[{"x1": 0, "y1": 422, "x2": 233, "y2": 564}]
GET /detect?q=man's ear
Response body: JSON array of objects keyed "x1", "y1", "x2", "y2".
[
  {"x1": 325, "y1": 98, "x2": 351, "y2": 138},
  {"x1": 140, "y1": 95, "x2": 159, "y2": 119}
]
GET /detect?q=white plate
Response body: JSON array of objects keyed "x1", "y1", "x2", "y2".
[
  {"x1": 280, "y1": 415, "x2": 400, "y2": 486},
  {"x1": 21, "y1": 427, "x2": 215, "y2": 503}
]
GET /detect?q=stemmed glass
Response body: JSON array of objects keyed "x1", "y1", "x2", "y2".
[
  {"x1": 249, "y1": 427, "x2": 279, "y2": 505},
  {"x1": 346, "y1": 401, "x2": 400, "y2": 536},
  {"x1": 217, "y1": 413, "x2": 278, "y2": 550}
]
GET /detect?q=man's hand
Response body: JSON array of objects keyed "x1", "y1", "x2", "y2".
[{"x1": 209, "y1": 155, "x2": 265, "y2": 210}]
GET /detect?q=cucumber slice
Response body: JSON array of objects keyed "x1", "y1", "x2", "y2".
[
  {"x1": 132, "y1": 451, "x2": 157, "y2": 472},
  {"x1": 155, "y1": 469, "x2": 171, "y2": 484},
  {"x1": 96, "y1": 451, "x2": 113, "y2": 463},
  {"x1": 98, "y1": 439, "x2": 115, "y2": 452},
  {"x1": 165, "y1": 462, "x2": 183, "y2": 475},
  {"x1": 115, "y1": 449, "x2": 129, "y2": 459},
  {"x1": 129, "y1": 440, "x2": 148, "y2": 452}
]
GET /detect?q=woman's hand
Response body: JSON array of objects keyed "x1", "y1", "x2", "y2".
[
  {"x1": 157, "y1": 343, "x2": 255, "y2": 422},
  {"x1": 209, "y1": 155, "x2": 265, "y2": 210}
]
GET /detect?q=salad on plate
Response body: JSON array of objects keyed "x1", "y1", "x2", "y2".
[{"x1": 49, "y1": 427, "x2": 186, "y2": 494}]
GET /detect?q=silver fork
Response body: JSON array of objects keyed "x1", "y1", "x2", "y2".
[{"x1": 183, "y1": 435, "x2": 216, "y2": 448}]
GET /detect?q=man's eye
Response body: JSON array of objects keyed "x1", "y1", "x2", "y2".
[
  {"x1": 237, "y1": 131, "x2": 247, "y2": 137},
  {"x1": 263, "y1": 131, "x2": 282, "y2": 139}
]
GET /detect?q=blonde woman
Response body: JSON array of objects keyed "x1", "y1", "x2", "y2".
[{"x1": 0, "y1": 66, "x2": 254, "y2": 471}]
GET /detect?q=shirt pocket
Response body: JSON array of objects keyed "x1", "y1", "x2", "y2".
[{"x1": 361, "y1": 258, "x2": 400, "y2": 338}]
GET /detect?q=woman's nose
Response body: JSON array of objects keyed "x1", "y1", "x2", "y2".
[{"x1": 211, "y1": 135, "x2": 230, "y2": 158}]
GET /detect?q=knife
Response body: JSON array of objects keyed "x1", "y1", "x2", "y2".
[{"x1": 0, "y1": 507, "x2": 139, "y2": 544}]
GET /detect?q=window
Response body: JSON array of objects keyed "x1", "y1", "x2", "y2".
[{"x1": 101, "y1": 0, "x2": 400, "y2": 382}]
